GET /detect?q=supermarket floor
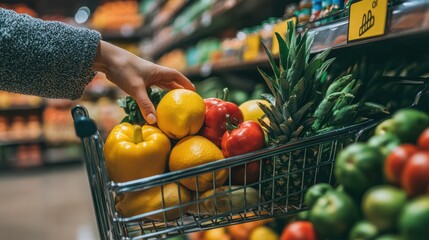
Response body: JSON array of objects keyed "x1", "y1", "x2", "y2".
[{"x1": 0, "y1": 164, "x2": 98, "y2": 240}]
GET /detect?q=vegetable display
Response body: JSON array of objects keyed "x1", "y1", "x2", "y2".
[{"x1": 290, "y1": 109, "x2": 429, "y2": 240}]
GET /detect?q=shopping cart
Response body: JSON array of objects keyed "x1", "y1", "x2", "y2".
[{"x1": 72, "y1": 105, "x2": 379, "y2": 240}]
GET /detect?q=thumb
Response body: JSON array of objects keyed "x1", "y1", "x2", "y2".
[{"x1": 133, "y1": 90, "x2": 157, "y2": 125}]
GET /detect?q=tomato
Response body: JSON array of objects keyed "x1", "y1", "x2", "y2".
[
  {"x1": 401, "y1": 151, "x2": 429, "y2": 197},
  {"x1": 280, "y1": 221, "x2": 317, "y2": 240},
  {"x1": 418, "y1": 128, "x2": 429, "y2": 150},
  {"x1": 385, "y1": 144, "x2": 419, "y2": 184}
]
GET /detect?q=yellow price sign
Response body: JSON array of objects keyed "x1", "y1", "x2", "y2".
[
  {"x1": 271, "y1": 17, "x2": 297, "y2": 55},
  {"x1": 348, "y1": 0, "x2": 388, "y2": 42}
]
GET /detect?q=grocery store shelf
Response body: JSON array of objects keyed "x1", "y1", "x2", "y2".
[
  {"x1": 99, "y1": 28, "x2": 143, "y2": 42},
  {"x1": 183, "y1": 0, "x2": 429, "y2": 78},
  {"x1": 142, "y1": 0, "x2": 168, "y2": 27},
  {"x1": 150, "y1": 0, "x2": 191, "y2": 30},
  {"x1": 0, "y1": 104, "x2": 45, "y2": 112},
  {"x1": 0, "y1": 137, "x2": 44, "y2": 147},
  {"x1": 148, "y1": 0, "x2": 269, "y2": 59},
  {"x1": 184, "y1": 55, "x2": 270, "y2": 77},
  {"x1": 0, "y1": 158, "x2": 83, "y2": 172}
]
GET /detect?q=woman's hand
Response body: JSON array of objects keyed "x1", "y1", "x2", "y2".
[{"x1": 92, "y1": 40, "x2": 195, "y2": 124}]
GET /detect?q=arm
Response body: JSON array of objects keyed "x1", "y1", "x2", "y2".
[
  {"x1": 0, "y1": 8, "x2": 195, "y2": 124},
  {"x1": 0, "y1": 8, "x2": 100, "y2": 99}
]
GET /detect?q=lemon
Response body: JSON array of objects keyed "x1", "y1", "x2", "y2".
[
  {"x1": 239, "y1": 99, "x2": 270, "y2": 125},
  {"x1": 156, "y1": 89, "x2": 205, "y2": 140},
  {"x1": 169, "y1": 136, "x2": 227, "y2": 192}
]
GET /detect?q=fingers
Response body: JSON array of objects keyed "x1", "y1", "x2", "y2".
[
  {"x1": 164, "y1": 67, "x2": 195, "y2": 91},
  {"x1": 132, "y1": 88, "x2": 157, "y2": 124},
  {"x1": 158, "y1": 81, "x2": 184, "y2": 90}
]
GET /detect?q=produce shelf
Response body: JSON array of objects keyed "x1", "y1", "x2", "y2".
[
  {"x1": 0, "y1": 104, "x2": 45, "y2": 112},
  {"x1": 99, "y1": 28, "x2": 142, "y2": 42},
  {"x1": 147, "y1": 0, "x2": 269, "y2": 59},
  {"x1": 149, "y1": 0, "x2": 191, "y2": 31},
  {"x1": 72, "y1": 105, "x2": 380, "y2": 240},
  {"x1": 183, "y1": 0, "x2": 429, "y2": 78},
  {"x1": 0, "y1": 137, "x2": 44, "y2": 147}
]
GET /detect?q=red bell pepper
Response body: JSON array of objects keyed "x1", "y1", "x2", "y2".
[
  {"x1": 201, "y1": 89, "x2": 243, "y2": 147},
  {"x1": 221, "y1": 116, "x2": 265, "y2": 184}
]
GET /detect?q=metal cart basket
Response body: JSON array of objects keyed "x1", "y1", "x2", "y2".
[{"x1": 72, "y1": 105, "x2": 379, "y2": 240}]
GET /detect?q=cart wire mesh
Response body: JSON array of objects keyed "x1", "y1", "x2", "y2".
[{"x1": 72, "y1": 105, "x2": 379, "y2": 240}]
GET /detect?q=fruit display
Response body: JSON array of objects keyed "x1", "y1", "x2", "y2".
[
  {"x1": 0, "y1": 91, "x2": 43, "y2": 109},
  {"x1": 0, "y1": 3, "x2": 37, "y2": 17},
  {"x1": 90, "y1": 0, "x2": 143, "y2": 31},
  {"x1": 195, "y1": 77, "x2": 266, "y2": 106},
  {"x1": 43, "y1": 103, "x2": 80, "y2": 145},
  {"x1": 287, "y1": 109, "x2": 429, "y2": 239}
]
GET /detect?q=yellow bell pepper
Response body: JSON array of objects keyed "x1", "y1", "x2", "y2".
[{"x1": 103, "y1": 123, "x2": 171, "y2": 182}]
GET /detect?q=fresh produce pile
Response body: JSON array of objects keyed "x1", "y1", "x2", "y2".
[
  {"x1": 101, "y1": 23, "x2": 396, "y2": 223},
  {"x1": 104, "y1": 88, "x2": 267, "y2": 221},
  {"x1": 280, "y1": 109, "x2": 429, "y2": 240}
]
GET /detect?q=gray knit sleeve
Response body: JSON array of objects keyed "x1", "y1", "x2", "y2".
[{"x1": 0, "y1": 8, "x2": 101, "y2": 99}]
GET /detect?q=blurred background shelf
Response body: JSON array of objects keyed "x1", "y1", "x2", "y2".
[
  {"x1": 147, "y1": 0, "x2": 274, "y2": 59},
  {"x1": 180, "y1": 0, "x2": 429, "y2": 78}
]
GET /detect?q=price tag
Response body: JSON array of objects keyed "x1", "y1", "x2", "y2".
[
  {"x1": 243, "y1": 33, "x2": 260, "y2": 61},
  {"x1": 271, "y1": 17, "x2": 297, "y2": 55},
  {"x1": 347, "y1": 0, "x2": 388, "y2": 42}
]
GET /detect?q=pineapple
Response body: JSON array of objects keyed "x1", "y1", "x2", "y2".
[
  {"x1": 258, "y1": 23, "x2": 389, "y2": 207},
  {"x1": 257, "y1": 23, "x2": 336, "y2": 206}
]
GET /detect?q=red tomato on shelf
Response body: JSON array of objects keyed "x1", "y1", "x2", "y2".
[
  {"x1": 280, "y1": 221, "x2": 318, "y2": 240},
  {"x1": 418, "y1": 128, "x2": 429, "y2": 150},
  {"x1": 400, "y1": 151, "x2": 429, "y2": 197},
  {"x1": 385, "y1": 144, "x2": 419, "y2": 184}
]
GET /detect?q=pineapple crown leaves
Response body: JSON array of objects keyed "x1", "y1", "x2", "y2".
[{"x1": 257, "y1": 21, "x2": 336, "y2": 143}]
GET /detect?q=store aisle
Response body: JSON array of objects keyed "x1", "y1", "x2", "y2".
[{"x1": 0, "y1": 165, "x2": 98, "y2": 240}]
